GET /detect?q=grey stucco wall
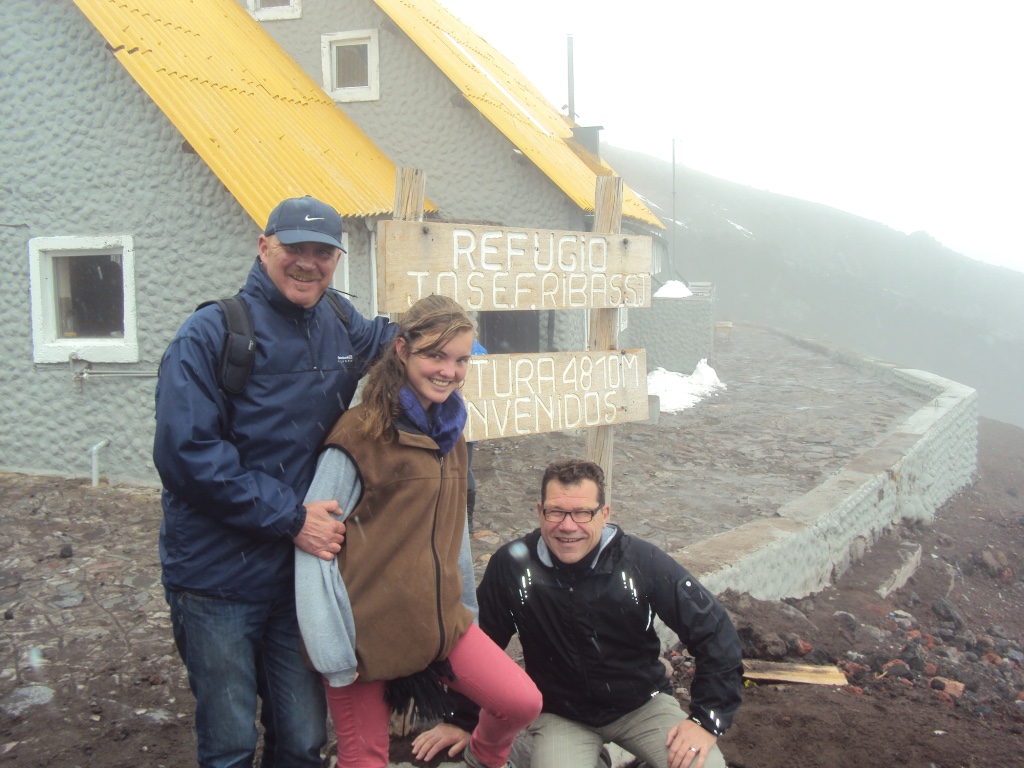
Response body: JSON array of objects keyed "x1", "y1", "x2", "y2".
[
  {"x1": 1, "y1": 1, "x2": 273, "y2": 484},
  {"x1": 2, "y1": 0, "x2": 592, "y2": 485},
  {"x1": 250, "y1": 0, "x2": 590, "y2": 350},
  {"x1": 251, "y1": 0, "x2": 587, "y2": 231},
  {"x1": 621, "y1": 283, "x2": 715, "y2": 373}
]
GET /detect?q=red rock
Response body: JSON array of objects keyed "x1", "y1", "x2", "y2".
[
  {"x1": 795, "y1": 640, "x2": 813, "y2": 656},
  {"x1": 881, "y1": 659, "x2": 911, "y2": 678},
  {"x1": 934, "y1": 691, "x2": 954, "y2": 707},
  {"x1": 839, "y1": 661, "x2": 868, "y2": 679},
  {"x1": 923, "y1": 663, "x2": 938, "y2": 677},
  {"x1": 981, "y1": 652, "x2": 1003, "y2": 665},
  {"x1": 842, "y1": 685, "x2": 863, "y2": 695},
  {"x1": 933, "y1": 677, "x2": 965, "y2": 698}
]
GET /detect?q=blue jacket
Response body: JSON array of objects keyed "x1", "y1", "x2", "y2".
[{"x1": 154, "y1": 259, "x2": 393, "y2": 601}]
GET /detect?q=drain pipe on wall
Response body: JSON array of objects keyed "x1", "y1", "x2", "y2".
[{"x1": 90, "y1": 439, "x2": 110, "y2": 487}]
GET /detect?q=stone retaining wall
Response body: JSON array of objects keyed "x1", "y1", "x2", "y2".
[{"x1": 676, "y1": 336, "x2": 978, "y2": 603}]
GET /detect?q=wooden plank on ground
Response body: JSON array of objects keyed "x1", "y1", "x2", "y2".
[{"x1": 743, "y1": 659, "x2": 848, "y2": 686}]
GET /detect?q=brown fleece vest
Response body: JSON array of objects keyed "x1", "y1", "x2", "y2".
[{"x1": 323, "y1": 406, "x2": 472, "y2": 682}]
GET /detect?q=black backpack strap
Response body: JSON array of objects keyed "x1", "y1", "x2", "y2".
[
  {"x1": 197, "y1": 296, "x2": 254, "y2": 396},
  {"x1": 193, "y1": 291, "x2": 348, "y2": 397},
  {"x1": 322, "y1": 290, "x2": 351, "y2": 328}
]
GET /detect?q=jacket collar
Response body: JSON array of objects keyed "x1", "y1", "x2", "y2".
[
  {"x1": 535, "y1": 524, "x2": 621, "y2": 572},
  {"x1": 244, "y1": 257, "x2": 316, "y2": 319}
]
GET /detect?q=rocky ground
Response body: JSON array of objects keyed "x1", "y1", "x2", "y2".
[
  {"x1": 691, "y1": 417, "x2": 1024, "y2": 768},
  {"x1": 397, "y1": 416, "x2": 1024, "y2": 768},
  {"x1": 1, "y1": 322, "x2": 1021, "y2": 767},
  {"x1": 1, "y1": 417, "x2": 1021, "y2": 767}
]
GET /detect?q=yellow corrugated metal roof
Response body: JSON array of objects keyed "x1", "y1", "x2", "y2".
[
  {"x1": 373, "y1": 0, "x2": 664, "y2": 229},
  {"x1": 71, "y1": 0, "x2": 434, "y2": 225}
]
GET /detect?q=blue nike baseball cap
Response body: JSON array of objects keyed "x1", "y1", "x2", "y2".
[{"x1": 264, "y1": 196, "x2": 346, "y2": 252}]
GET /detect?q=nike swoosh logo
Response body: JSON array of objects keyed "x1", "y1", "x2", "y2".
[{"x1": 305, "y1": 215, "x2": 325, "y2": 221}]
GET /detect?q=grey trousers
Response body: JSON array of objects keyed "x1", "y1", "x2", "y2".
[{"x1": 520, "y1": 693, "x2": 727, "y2": 768}]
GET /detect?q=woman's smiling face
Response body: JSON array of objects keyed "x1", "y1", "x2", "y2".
[{"x1": 397, "y1": 329, "x2": 474, "y2": 410}]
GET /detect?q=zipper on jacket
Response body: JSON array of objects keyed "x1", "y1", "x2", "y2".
[
  {"x1": 565, "y1": 574, "x2": 595, "y2": 697},
  {"x1": 301, "y1": 312, "x2": 320, "y2": 371},
  {"x1": 430, "y1": 452, "x2": 446, "y2": 659}
]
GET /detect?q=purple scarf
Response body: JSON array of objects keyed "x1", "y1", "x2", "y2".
[{"x1": 397, "y1": 386, "x2": 467, "y2": 455}]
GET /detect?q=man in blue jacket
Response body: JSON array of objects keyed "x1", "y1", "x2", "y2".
[
  {"x1": 412, "y1": 459, "x2": 743, "y2": 768},
  {"x1": 154, "y1": 196, "x2": 393, "y2": 768}
]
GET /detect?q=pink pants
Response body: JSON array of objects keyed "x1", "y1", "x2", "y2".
[{"x1": 324, "y1": 623, "x2": 542, "y2": 768}]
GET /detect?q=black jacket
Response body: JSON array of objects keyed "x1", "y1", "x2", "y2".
[{"x1": 469, "y1": 525, "x2": 743, "y2": 733}]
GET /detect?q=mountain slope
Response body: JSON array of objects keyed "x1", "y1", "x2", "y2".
[{"x1": 607, "y1": 145, "x2": 1024, "y2": 429}]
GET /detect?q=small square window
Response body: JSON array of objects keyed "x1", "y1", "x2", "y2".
[
  {"x1": 335, "y1": 45, "x2": 369, "y2": 89},
  {"x1": 321, "y1": 30, "x2": 380, "y2": 102},
  {"x1": 28, "y1": 235, "x2": 138, "y2": 364},
  {"x1": 52, "y1": 253, "x2": 125, "y2": 338},
  {"x1": 246, "y1": 0, "x2": 301, "y2": 21}
]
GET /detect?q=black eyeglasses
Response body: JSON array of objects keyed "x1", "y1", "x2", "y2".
[{"x1": 541, "y1": 506, "x2": 602, "y2": 523}]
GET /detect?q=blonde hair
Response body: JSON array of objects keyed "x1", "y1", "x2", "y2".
[{"x1": 359, "y1": 295, "x2": 475, "y2": 440}]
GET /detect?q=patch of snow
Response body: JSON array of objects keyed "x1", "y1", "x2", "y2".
[
  {"x1": 654, "y1": 280, "x2": 693, "y2": 298},
  {"x1": 647, "y1": 359, "x2": 726, "y2": 413},
  {"x1": 723, "y1": 218, "x2": 754, "y2": 238}
]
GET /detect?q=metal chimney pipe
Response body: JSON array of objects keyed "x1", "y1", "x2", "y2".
[{"x1": 567, "y1": 34, "x2": 575, "y2": 120}]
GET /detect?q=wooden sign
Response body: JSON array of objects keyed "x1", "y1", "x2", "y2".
[
  {"x1": 462, "y1": 349, "x2": 648, "y2": 442},
  {"x1": 377, "y1": 220, "x2": 652, "y2": 312}
]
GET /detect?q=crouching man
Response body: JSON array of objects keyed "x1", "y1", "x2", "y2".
[{"x1": 413, "y1": 458, "x2": 743, "y2": 768}]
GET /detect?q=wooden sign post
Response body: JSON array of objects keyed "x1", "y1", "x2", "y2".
[
  {"x1": 585, "y1": 176, "x2": 625, "y2": 501},
  {"x1": 378, "y1": 170, "x2": 652, "y2": 499},
  {"x1": 389, "y1": 167, "x2": 426, "y2": 325}
]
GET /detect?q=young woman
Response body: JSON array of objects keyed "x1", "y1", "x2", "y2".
[{"x1": 295, "y1": 295, "x2": 540, "y2": 768}]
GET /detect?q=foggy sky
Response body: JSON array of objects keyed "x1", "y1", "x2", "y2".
[{"x1": 440, "y1": 0, "x2": 1024, "y2": 274}]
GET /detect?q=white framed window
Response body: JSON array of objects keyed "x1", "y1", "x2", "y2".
[
  {"x1": 331, "y1": 232, "x2": 351, "y2": 293},
  {"x1": 28, "y1": 235, "x2": 138, "y2": 364},
  {"x1": 246, "y1": 0, "x2": 301, "y2": 21},
  {"x1": 321, "y1": 29, "x2": 380, "y2": 102}
]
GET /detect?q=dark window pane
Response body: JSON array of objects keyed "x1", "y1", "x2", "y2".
[
  {"x1": 54, "y1": 254, "x2": 124, "y2": 338},
  {"x1": 335, "y1": 43, "x2": 369, "y2": 88}
]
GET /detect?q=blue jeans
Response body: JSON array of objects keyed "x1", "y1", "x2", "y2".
[{"x1": 165, "y1": 588, "x2": 326, "y2": 768}]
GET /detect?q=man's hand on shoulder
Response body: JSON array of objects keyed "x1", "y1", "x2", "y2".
[
  {"x1": 294, "y1": 500, "x2": 345, "y2": 561},
  {"x1": 666, "y1": 718, "x2": 717, "y2": 768},
  {"x1": 410, "y1": 723, "x2": 470, "y2": 762}
]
